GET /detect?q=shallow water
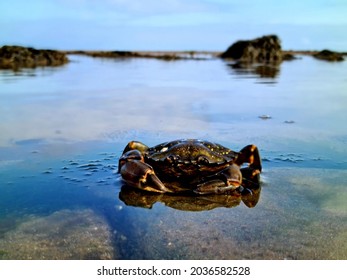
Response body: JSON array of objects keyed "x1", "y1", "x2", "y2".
[{"x1": 0, "y1": 55, "x2": 346, "y2": 259}]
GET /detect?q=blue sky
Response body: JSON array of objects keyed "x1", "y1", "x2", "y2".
[{"x1": 1, "y1": 0, "x2": 346, "y2": 51}]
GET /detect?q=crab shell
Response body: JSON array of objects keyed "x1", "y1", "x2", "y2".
[{"x1": 144, "y1": 139, "x2": 239, "y2": 178}]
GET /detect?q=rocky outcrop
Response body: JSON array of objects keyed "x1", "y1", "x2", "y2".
[
  {"x1": 0, "y1": 45, "x2": 69, "y2": 70},
  {"x1": 313, "y1": 49, "x2": 344, "y2": 62},
  {"x1": 220, "y1": 35, "x2": 282, "y2": 63}
]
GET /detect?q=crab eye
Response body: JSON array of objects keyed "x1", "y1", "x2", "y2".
[
  {"x1": 165, "y1": 155, "x2": 180, "y2": 164},
  {"x1": 197, "y1": 156, "x2": 209, "y2": 165}
]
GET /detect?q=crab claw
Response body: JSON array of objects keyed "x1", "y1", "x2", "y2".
[
  {"x1": 120, "y1": 159, "x2": 172, "y2": 193},
  {"x1": 194, "y1": 164, "x2": 242, "y2": 195},
  {"x1": 118, "y1": 150, "x2": 144, "y2": 173}
]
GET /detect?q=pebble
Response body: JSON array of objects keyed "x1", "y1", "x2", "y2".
[{"x1": 258, "y1": 115, "x2": 272, "y2": 120}]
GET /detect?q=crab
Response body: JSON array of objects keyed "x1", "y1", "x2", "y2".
[{"x1": 118, "y1": 139, "x2": 262, "y2": 195}]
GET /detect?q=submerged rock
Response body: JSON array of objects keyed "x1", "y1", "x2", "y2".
[
  {"x1": 221, "y1": 35, "x2": 282, "y2": 63},
  {"x1": 313, "y1": 49, "x2": 344, "y2": 62},
  {"x1": 0, "y1": 45, "x2": 69, "y2": 70},
  {"x1": 0, "y1": 209, "x2": 115, "y2": 260}
]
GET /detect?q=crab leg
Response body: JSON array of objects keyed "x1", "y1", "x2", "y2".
[
  {"x1": 240, "y1": 167, "x2": 261, "y2": 188},
  {"x1": 122, "y1": 141, "x2": 149, "y2": 155},
  {"x1": 235, "y1": 144, "x2": 262, "y2": 172}
]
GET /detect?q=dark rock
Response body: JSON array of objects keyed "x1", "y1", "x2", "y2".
[
  {"x1": 68, "y1": 50, "x2": 204, "y2": 61},
  {"x1": 0, "y1": 45, "x2": 69, "y2": 70},
  {"x1": 281, "y1": 53, "x2": 298, "y2": 61},
  {"x1": 313, "y1": 49, "x2": 344, "y2": 62},
  {"x1": 221, "y1": 35, "x2": 282, "y2": 63}
]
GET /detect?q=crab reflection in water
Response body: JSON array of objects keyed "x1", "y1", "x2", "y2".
[{"x1": 119, "y1": 180, "x2": 261, "y2": 211}]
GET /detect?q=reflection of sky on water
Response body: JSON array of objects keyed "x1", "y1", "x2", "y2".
[
  {"x1": 1, "y1": 55, "x2": 347, "y2": 179},
  {"x1": 1, "y1": 55, "x2": 346, "y2": 164},
  {"x1": 1, "y1": 55, "x2": 347, "y2": 259}
]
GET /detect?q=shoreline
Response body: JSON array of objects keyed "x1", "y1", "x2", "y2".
[{"x1": 64, "y1": 49, "x2": 346, "y2": 60}]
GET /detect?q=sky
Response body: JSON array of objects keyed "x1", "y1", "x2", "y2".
[{"x1": 1, "y1": 0, "x2": 347, "y2": 51}]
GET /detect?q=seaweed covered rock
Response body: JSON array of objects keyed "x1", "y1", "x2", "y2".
[
  {"x1": 313, "y1": 49, "x2": 344, "y2": 62},
  {"x1": 0, "y1": 45, "x2": 69, "y2": 70},
  {"x1": 221, "y1": 35, "x2": 282, "y2": 63}
]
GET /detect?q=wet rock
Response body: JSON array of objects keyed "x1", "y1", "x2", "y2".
[
  {"x1": 0, "y1": 45, "x2": 69, "y2": 70},
  {"x1": 313, "y1": 49, "x2": 344, "y2": 62},
  {"x1": 221, "y1": 35, "x2": 282, "y2": 63}
]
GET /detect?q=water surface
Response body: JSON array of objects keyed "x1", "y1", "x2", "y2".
[{"x1": 0, "y1": 55, "x2": 346, "y2": 259}]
